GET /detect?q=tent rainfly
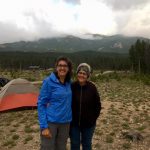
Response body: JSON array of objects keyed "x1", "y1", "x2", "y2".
[{"x1": 0, "y1": 78, "x2": 39, "y2": 111}]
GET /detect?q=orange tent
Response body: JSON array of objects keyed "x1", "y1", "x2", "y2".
[{"x1": 0, "y1": 78, "x2": 39, "y2": 111}]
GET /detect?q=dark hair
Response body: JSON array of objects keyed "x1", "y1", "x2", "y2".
[{"x1": 54, "y1": 56, "x2": 73, "y2": 82}]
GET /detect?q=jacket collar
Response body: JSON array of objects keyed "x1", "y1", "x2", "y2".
[
  {"x1": 76, "y1": 80, "x2": 88, "y2": 87},
  {"x1": 49, "y1": 72, "x2": 60, "y2": 83},
  {"x1": 49, "y1": 72, "x2": 68, "y2": 85}
]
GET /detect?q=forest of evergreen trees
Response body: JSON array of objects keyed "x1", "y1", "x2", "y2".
[
  {"x1": 0, "y1": 39, "x2": 149, "y2": 73},
  {"x1": 129, "y1": 39, "x2": 150, "y2": 73},
  {"x1": 0, "y1": 51, "x2": 129, "y2": 71}
]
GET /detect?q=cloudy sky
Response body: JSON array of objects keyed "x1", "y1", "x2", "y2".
[{"x1": 0, "y1": 0, "x2": 150, "y2": 44}]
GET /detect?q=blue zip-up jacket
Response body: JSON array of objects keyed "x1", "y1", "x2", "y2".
[{"x1": 37, "y1": 72, "x2": 72, "y2": 129}]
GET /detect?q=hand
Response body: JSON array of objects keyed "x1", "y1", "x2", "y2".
[{"x1": 41, "y1": 128, "x2": 52, "y2": 138}]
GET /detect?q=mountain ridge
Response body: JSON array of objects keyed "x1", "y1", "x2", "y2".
[{"x1": 0, "y1": 34, "x2": 148, "y2": 53}]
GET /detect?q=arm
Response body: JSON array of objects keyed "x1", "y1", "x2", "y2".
[
  {"x1": 37, "y1": 79, "x2": 51, "y2": 130},
  {"x1": 94, "y1": 85, "x2": 101, "y2": 119}
]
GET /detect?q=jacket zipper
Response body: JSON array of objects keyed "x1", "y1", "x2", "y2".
[{"x1": 79, "y1": 86, "x2": 82, "y2": 126}]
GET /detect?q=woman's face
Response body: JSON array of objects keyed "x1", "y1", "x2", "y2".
[
  {"x1": 56, "y1": 60, "x2": 69, "y2": 78},
  {"x1": 77, "y1": 70, "x2": 88, "y2": 84}
]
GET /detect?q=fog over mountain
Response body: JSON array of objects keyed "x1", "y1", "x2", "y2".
[{"x1": 0, "y1": 0, "x2": 150, "y2": 44}]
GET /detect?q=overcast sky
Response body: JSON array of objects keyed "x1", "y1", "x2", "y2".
[{"x1": 0, "y1": 0, "x2": 150, "y2": 44}]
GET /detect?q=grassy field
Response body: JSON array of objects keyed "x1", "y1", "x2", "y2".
[{"x1": 0, "y1": 71, "x2": 150, "y2": 150}]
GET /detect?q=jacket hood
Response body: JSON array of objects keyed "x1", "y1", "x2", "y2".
[{"x1": 48, "y1": 72, "x2": 60, "y2": 84}]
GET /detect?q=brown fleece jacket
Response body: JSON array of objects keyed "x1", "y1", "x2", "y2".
[{"x1": 71, "y1": 81, "x2": 101, "y2": 127}]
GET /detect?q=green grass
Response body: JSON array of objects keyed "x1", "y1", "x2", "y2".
[
  {"x1": 24, "y1": 126, "x2": 34, "y2": 133},
  {"x1": 106, "y1": 135, "x2": 114, "y2": 143},
  {"x1": 10, "y1": 129, "x2": 16, "y2": 133},
  {"x1": 3, "y1": 140, "x2": 16, "y2": 147},
  {"x1": 136, "y1": 125, "x2": 147, "y2": 131},
  {"x1": 12, "y1": 134, "x2": 19, "y2": 140},
  {"x1": 24, "y1": 135, "x2": 33, "y2": 144},
  {"x1": 122, "y1": 142, "x2": 131, "y2": 149}
]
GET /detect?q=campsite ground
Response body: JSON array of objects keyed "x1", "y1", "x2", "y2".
[{"x1": 0, "y1": 70, "x2": 150, "y2": 150}]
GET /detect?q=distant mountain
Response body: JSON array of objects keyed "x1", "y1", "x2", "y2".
[{"x1": 0, "y1": 34, "x2": 148, "y2": 53}]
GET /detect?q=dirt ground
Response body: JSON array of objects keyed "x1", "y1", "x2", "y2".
[{"x1": 0, "y1": 79, "x2": 150, "y2": 150}]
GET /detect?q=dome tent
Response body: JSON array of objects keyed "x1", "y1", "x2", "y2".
[{"x1": 0, "y1": 78, "x2": 39, "y2": 111}]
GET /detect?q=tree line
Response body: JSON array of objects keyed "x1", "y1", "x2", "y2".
[
  {"x1": 0, "y1": 51, "x2": 130, "y2": 71},
  {"x1": 129, "y1": 39, "x2": 150, "y2": 73}
]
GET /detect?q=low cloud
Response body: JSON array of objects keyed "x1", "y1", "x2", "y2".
[
  {"x1": 103, "y1": 0, "x2": 149, "y2": 10},
  {"x1": 0, "y1": 0, "x2": 150, "y2": 44}
]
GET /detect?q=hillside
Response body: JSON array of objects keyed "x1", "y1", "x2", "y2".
[{"x1": 0, "y1": 34, "x2": 148, "y2": 53}]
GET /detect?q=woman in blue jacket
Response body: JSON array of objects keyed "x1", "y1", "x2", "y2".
[{"x1": 37, "y1": 56, "x2": 73, "y2": 150}]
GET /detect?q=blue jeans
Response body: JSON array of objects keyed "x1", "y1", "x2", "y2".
[{"x1": 70, "y1": 125, "x2": 95, "y2": 150}]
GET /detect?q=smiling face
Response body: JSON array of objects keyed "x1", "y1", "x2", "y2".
[
  {"x1": 56, "y1": 60, "x2": 69, "y2": 79},
  {"x1": 77, "y1": 70, "x2": 88, "y2": 85}
]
